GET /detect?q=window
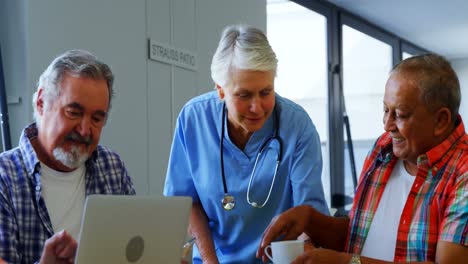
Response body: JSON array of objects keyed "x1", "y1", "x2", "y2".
[
  {"x1": 402, "y1": 41, "x2": 427, "y2": 59},
  {"x1": 342, "y1": 24, "x2": 393, "y2": 199},
  {"x1": 403, "y1": 52, "x2": 413, "y2": 59},
  {"x1": 267, "y1": 0, "x2": 430, "y2": 211},
  {"x1": 267, "y1": 0, "x2": 331, "y2": 206}
]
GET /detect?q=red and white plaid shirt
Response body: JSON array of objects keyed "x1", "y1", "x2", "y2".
[{"x1": 346, "y1": 116, "x2": 468, "y2": 262}]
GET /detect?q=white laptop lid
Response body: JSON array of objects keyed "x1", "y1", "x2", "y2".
[{"x1": 75, "y1": 195, "x2": 192, "y2": 264}]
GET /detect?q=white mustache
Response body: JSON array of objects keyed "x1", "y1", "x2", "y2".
[{"x1": 65, "y1": 132, "x2": 92, "y2": 145}]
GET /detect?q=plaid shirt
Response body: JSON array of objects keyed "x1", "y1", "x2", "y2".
[
  {"x1": 0, "y1": 123, "x2": 136, "y2": 264},
  {"x1": 346, "y1": 116, "x2": 468, "y2": 262}
]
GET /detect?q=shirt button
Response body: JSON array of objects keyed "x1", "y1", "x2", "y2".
[{"x1": 35, "y1": 186, "x2": 41, "y2": 191}]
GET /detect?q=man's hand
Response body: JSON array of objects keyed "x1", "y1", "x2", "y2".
[
  {"x1": 291, "y1": 248, "x2": 349, "y2": 264},
  {"x1": 39, "y1": 230, "x2": 77, "y2": 264},
  {"x1": 256, "y1": 205, "x2": 314, "y2": 263}
]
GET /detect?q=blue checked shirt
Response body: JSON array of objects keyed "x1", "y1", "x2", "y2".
[{"x1": 0, "y1": 123, "x2": 136, "y2": 264}]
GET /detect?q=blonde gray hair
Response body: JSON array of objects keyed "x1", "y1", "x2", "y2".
[{"x1": 211, "y1": 24, "x2": 278, "y2": 88}]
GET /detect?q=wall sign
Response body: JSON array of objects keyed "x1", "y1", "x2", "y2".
[{"x1": 149, "y1": 39, "x2": 197, "y2": 71}]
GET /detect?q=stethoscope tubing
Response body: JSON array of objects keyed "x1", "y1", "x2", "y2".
[{"x1": 220, "y1": 102, "x2": 282, "y2": 209}]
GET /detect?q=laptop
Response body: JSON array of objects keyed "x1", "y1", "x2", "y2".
[{"x1": 75, "y1": 195, "x2": 192, "y2": 264}]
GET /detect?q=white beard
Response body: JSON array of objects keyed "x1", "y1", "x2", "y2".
[{"x1": 53, "y1": 145, "x2": 89, "y2": 169}]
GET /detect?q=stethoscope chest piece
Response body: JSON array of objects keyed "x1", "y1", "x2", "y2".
[{"x1": 222, "y1": 194, "x2": 235, "y2": 210}]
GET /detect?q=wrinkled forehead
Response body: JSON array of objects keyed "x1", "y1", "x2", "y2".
[
  {"x1": 388, "y1": 70, "x2": 421, "y2": 86},
  {"x1": 384, "y1": 73, "x2": 423, "y2": 106}
]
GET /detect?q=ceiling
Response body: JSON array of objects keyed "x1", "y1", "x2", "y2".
[{"x1": 325, "y1": 0, "x2": 468, "y2": 60}]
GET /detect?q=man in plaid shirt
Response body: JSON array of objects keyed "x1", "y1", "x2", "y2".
[
  {"x1": 257, "y1": 53, "x2": 467, "y2": 264},
  {"x1": 0, "y1": 50, "x2": 135, "y2": 263}
]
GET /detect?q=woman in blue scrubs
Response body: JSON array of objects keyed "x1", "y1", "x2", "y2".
[{"x1": 164, "y1": 24, "x2": 328, "y2": 264}]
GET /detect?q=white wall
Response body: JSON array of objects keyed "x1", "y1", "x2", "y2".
[
  {"x1": 0, "y1": 0, "x2": 28, "y2": 150},
  {"x1": 0, "y1": 0, "x2": 266, "y2": 195},
  {"x1": 451, "y1": 58, "x2": 468, "y2": 131}
]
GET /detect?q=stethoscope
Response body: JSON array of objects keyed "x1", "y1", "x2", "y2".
[{"x1": 220, "y1": 103, "x2": 283, "y2": 210}]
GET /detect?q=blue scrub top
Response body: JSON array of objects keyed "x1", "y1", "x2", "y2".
[{"x1": 164, "y1": 91, "x2": 328, "y2": 264}]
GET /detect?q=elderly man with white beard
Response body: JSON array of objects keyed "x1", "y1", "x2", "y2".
[{"x1": 0, "y1": 50, "x2": 135, "y2": 264}]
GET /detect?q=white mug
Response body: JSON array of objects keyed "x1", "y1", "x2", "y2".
[{"x1": 264, "y1": 240, "x2": 304, "y2": 264}]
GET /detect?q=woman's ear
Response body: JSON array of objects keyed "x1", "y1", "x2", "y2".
[
  {"x1": 216, "y1": 84, "x2": 225, "y2": 100},
  {"x1": 434, "y1": 107, "x2": 452, "y2": 137}
]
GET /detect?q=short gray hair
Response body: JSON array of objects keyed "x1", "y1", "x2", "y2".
[
  {"x1": 211, "y1": 24, "x2": 278, "y2": 87},
  {"x1": 32, "y1": 49, "x2": 114, "y2": 123},
  {"x1": 391, "y1": 53, "x2": 460, "y2": 123}
]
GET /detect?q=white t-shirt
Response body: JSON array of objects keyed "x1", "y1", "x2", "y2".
[
  {"x1": 361, "y1": 159, "x2": 416, "y2": 261},
  {"x1": 41, "y1": 163, "x2": 86, "y2": 240}
]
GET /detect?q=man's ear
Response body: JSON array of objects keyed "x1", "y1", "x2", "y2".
[
  {"x1": 216, "y1": 84, "x2": 225, "y2": 100},
  {"x1": 36, "y1": 88, "x2": 45, "y2": 115},
  {"x1": 434, "y1": 107, "x2": 452, "y2": 137}
]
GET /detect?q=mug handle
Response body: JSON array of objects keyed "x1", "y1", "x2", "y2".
[{"x1": 264, "y1": 245, "x2": 274, "y2": 263}]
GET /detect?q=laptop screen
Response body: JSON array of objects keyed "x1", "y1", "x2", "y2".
[{"x1": 75, "y1": 195, "x2": 192, "y2": 264}]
